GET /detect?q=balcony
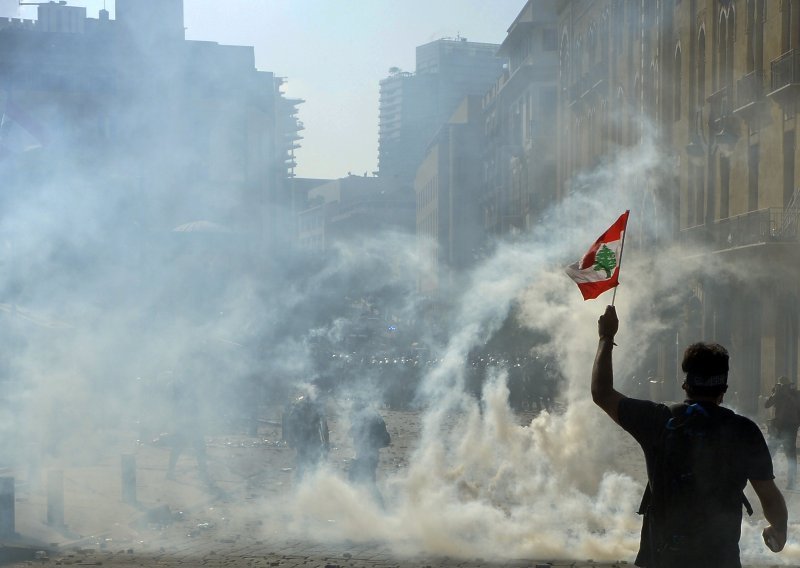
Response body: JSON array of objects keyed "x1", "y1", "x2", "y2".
[
  {"x1": 734, "y1": 70, "x2": 765, "y2": 120},
  {"x1": 679, "y1": 208, "x2": 800, "y2": 252},
  {"x1": 707, "y1": 85, "x2": 738, "y2": 150},
  {"x1": 768, "y1": 49, "x2": 800, "y2": 104},
  {"x1": 568, "y1": 61, "x2": 608, "y2": 112}
]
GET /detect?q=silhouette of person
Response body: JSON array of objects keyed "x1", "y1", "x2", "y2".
[
  {"x1": 765, "y1": 376, "x2": 800, "y2": 489},
  {"x1": 348, "y1": 400, "x2": 390, "y2": 504},
  {"x1": 283, "y1": 392, "x2": 329, "y2": 481}
]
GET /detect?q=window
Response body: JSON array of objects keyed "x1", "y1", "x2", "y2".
[
  {"x1": 720, "y1": 156, "x2": 730, "y2": 219},
  {"x1": 784, "y1": 130, "x2": 796, "y2": 208},
  {"x1": 697, "y1": 28, "x2": 706, "y2": 108},
  {"x1": 674, "y1": 44, "x2": 682, "y2": 122},
  {"x1": 543, "y1": 28, "x2": 557, "y2": 51},
  {"x1": 749, "y1": 143, "x2": 759, "y2": 212},
  {"x1": 782, "y1": 0, "x2": 800, "y2": 53}
]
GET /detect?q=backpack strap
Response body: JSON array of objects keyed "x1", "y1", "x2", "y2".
[{"x1": 742, "y1": 494, "x2": 753, "y2": 516}]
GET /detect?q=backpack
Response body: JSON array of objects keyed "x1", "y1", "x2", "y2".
[
  {"x1": 639, "y1": 403, "x2": 752, "y2": 566},
  {"x1": 351, "y1": 410, "x2": 390, "y2": 452}
]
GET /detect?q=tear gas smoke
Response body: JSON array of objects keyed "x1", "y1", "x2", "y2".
[
  {"x1": 273, "y1": 127, "x2": 800, "y2": 566},
  {"x1": 0, "y1": 33, "x2": 796, "y2": 568}
]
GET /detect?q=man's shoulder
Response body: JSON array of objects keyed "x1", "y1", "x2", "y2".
[
  {"x1": 618, "y1": 397, "x2": 672, "y2": 429},
  {"x1": 721, "y1": 406, "x2": 765, "y2": 435},
  {"x1": 620, "y1": 396, "x2": 671, "y2": 413}
]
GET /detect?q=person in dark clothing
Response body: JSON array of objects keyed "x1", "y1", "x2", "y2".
[
  {"x1": 592, "y1": 305, "x2": 787, "y2": 568},
  {"x1": 348, "y1": 401, "x2": 390, "y2": 504},
  {"x1": 765, "y1": 375, "x2": 800, "y2": 489},
  {"x1": 283, "y1": 394, "x2": 329, "y2": 481}
]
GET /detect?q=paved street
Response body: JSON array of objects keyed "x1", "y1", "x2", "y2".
[{"x1": 0, "y1": 404, "x2": 796, "y2": 568}]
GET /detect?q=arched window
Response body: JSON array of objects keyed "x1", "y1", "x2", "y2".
[
  {"x1": 782, "y1": 0, "x2": 800, "y2": 53},
  {"x1": 718, "y1": 7, "x2": 735, "y2": 90},
  {"x1": 755, "y1": 0, "x2": 765, "y2": 73},
  {"x1": 560, "y1": 30, "x2": 570, "y2": 93},
  {"x1": 698, "y1": 27, "x2": 707, "y2": 109},
  {"x1": 674, "y1": 43, "x2": 682, "y2": 122},
  {"x1": 588, "y1": 22, "x2": 597, "y2": 66},
  {"x1": 746, "y1": 0, "x2": 755, "y2": 72}
]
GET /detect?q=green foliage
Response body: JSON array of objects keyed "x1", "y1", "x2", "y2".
[{"x1": 594, "y1": 244, "x2": 617, "y2": 278}]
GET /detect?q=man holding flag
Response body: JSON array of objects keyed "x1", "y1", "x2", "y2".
[{"x1": 590, "y1": 308, "x2": 787, "y2": 565}]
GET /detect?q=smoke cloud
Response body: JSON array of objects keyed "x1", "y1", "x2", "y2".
[{"x1": 0, "y1": 14, "x2": 796, "y2": 568}]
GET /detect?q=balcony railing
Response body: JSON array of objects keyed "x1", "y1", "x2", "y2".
[
  {"x1": 568, "y1": 61, "x2": 608, "y2": 109},
  {"x1": 735, "y1": 70, "x2": 764, "y2": 111},
  {"x1": 680, "y1": 208, "x2": 800, "y2": 252},
  {"x1": 707, "y1": 85, "x2": 732, "y2": 132},
  {"x1": 770, "y1": 49, "x2": 800, "y2": 94}
]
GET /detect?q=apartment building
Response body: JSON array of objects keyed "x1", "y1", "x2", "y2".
[
  {"x1": 483, "y1": 0, "x2": 559, "y2": 237},
  {"x1": 556, "y1": 0, "x2": 800, "y2": 414}
]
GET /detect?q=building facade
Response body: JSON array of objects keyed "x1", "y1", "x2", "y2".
[
  {"x1": 555, "y1": 0, "x2": 800, "y2": 414},
  {"x1": 483, "y1": 0, "x2": 560, "y2": 238},
  {"x1": 296, "y1": 175, "x2": 414, "y2": 252},
  {"x1": 415, "y1": 95, "x2": 485, "y2": 296}
]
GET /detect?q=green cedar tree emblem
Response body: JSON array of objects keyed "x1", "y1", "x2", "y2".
[{"x1": 593, "y1": 244, "x2": 617, "y2": 278}]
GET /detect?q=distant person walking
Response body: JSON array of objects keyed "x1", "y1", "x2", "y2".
[
  {"x1": 591, "y1": 305, "x2": 787, "y2": 567},
  {"x1": 283, "y1": 392, "x2": 329, "y2": 481},
  {"x1": 765, "y1": 375, "x2": 800, "y2": 489},
  {"x1": 348, "y1": 400, "x2": 390, "y2": 504}
]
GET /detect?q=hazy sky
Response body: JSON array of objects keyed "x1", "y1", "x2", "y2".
[{"x1": 4, "y1": 0, "x2": 525, "y2": 179}]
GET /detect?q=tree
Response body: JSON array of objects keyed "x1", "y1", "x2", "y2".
[{"x1": 593, "y1": 244, "x2": 616, "y2": 278}]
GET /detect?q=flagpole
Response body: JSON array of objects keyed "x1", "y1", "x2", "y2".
[{"x1": 610, "y1": 209, "x2": 630, "y2": 307}]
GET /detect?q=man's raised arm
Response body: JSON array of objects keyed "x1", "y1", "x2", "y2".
[{"x1": 591, "y1": 305, "x2": 625, "y2": 425}]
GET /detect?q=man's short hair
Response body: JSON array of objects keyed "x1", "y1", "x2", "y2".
[{"x1": 682, "y1": 342, "x2": 729, "y2": 397}]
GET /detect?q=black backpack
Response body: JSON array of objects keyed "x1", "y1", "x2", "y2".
[{"x1": 638, "y1": 403, "x2": 752, "y2": 566}]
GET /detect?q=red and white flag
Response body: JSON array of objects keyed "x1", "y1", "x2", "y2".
[{"x1": 565, "y1": 210, "x2": 629, "y2": 300}]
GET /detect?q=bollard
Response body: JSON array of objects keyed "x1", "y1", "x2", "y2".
[
  {"x1": 46, "y1": 470, "x2": 63, "y2": 527},
  {"x1": 121, "y1": 454, "x2": 136, "y2": 504},
  {"x1": 0, "y1": 477, "x2": 14, "y2": 537}
]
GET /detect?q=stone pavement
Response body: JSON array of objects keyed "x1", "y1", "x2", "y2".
[{"x1": 0, "y1": 406, "x2": 793, "y2": 568}]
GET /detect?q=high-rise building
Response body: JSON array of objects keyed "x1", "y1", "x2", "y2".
[{"x1": 378, "y1": 38, "x2": 506, "y2": 190}]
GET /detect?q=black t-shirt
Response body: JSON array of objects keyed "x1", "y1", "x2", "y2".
[{"x1": 618, "y1": 397, "x2": 774, "y2": 568}]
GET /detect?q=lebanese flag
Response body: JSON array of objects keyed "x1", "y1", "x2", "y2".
[{"x1": 565, "y1": 210, "x2": 629, "y2": 300}]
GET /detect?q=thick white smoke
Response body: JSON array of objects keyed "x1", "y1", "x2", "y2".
[{"x1": 264, "y1": 126, "x2": 800, "y2": 566}]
